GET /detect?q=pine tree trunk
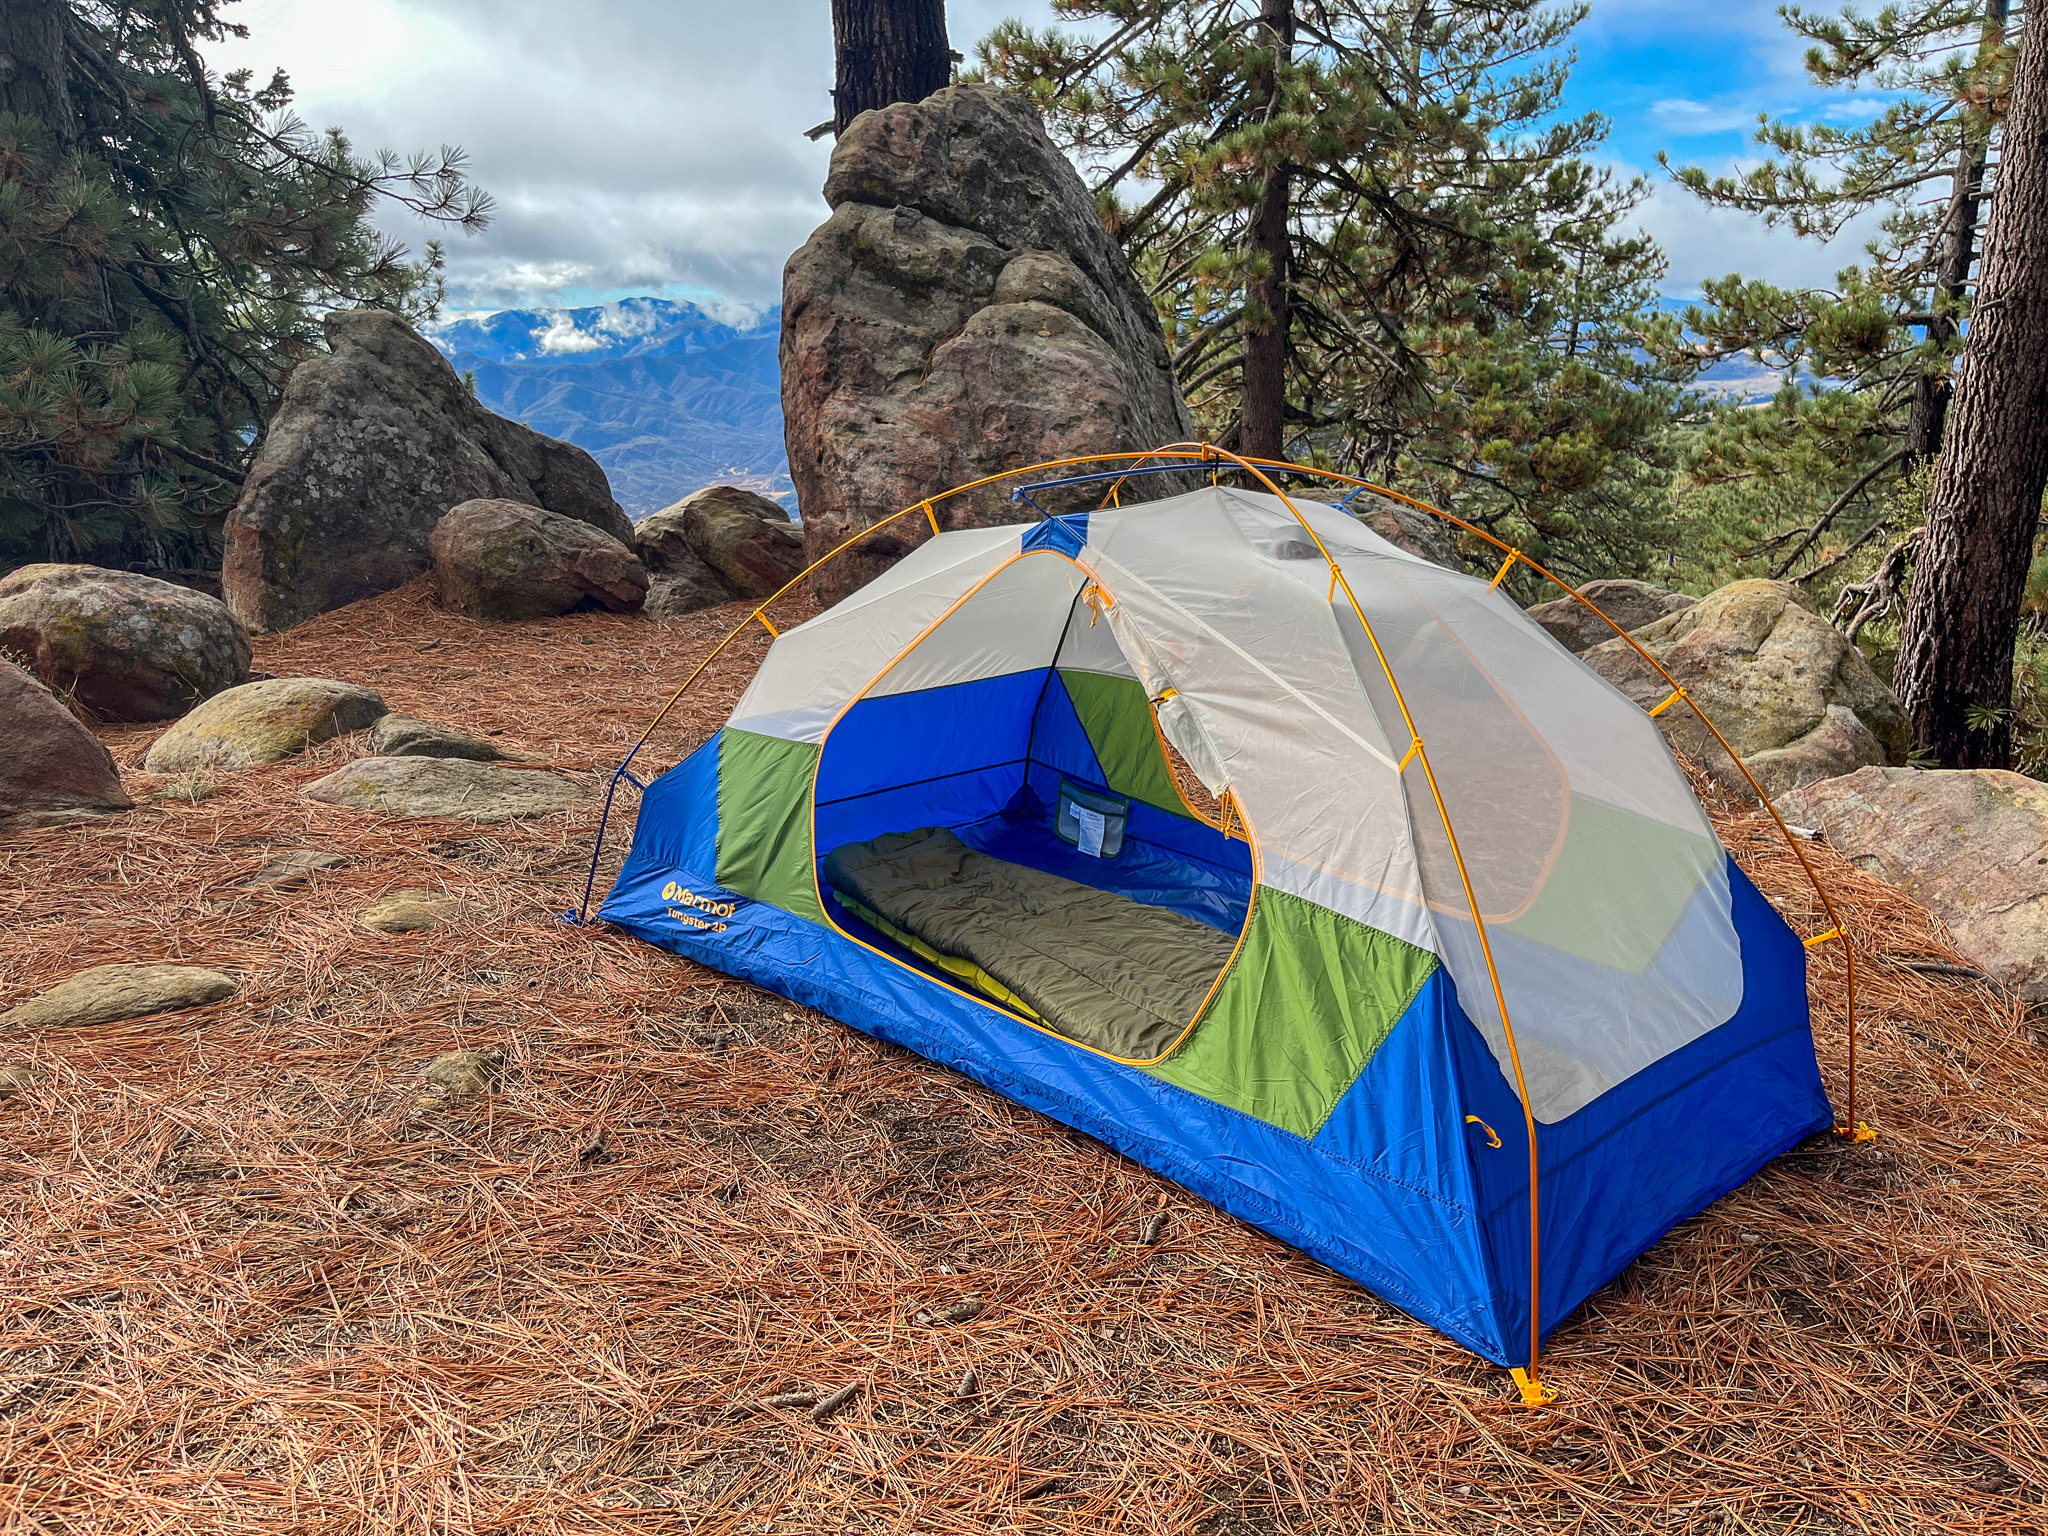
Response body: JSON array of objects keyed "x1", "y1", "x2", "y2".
[
  {"x1": 1905, "y1": 0, "x2": 2009, "y2": 459},
  {"x1": 0, "y1": 0, "x2": 74, "y2": 152},
  {"x1": 1894, "y1": 5, "x2": 2048, "y2": 768},
  {"x1": 1239, "y1": 0, "x2": 1294, "y2": 462},
  {"x1": 830, "y1": 0, "x2": 952, "y2": 135}
]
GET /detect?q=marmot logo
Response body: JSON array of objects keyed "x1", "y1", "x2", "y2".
[{"x1": 660, "y1": 880, "x2": 738, "y2": 931}]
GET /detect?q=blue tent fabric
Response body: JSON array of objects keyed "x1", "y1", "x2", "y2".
[{"x1": 600, "y1": 729, "x2": 1833, "y2": 1366}]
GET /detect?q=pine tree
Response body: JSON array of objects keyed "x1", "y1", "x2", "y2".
[
  {"x1": 977, "y1": 0, "x2": 1693, "y2": 581},
  {"x1": 1892, "y1": 2, "x2": 2048, "y2": 767},
  {"x1": 1662, "y1": 1, "x2": 2016, "y2": 582},
  {"x1": 0, "y1": 0, "x2": 489, "y2": 573}
]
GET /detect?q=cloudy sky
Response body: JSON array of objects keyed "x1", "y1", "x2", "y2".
[{"x1": 208, "y1": 0, "x2": 1898, "y2": 317}]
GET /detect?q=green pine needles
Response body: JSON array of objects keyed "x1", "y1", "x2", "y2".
[
  {"x1": 978, "y1": 0, "x2": 1701, "y2": 583},
  {"x1": 0, "y1": 0, "x2": 490, "y2": 573}
]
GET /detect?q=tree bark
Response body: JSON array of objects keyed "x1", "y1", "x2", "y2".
[
  {"x1": 1238, "y1": 0, "x2": 1294, "y2": 462},
  {"x1": 830, "y1": 0, "x2": 952, "y2": 136},
  {"x1": 0, "y1": 0, "x2": 74, "y2": 151},
  {"x1": 1905, "y1": 0, "x2": 2010, "y2": 459},
  {"x1": 1894, "y1": 4, "x2": 2048, "y2": 768}
]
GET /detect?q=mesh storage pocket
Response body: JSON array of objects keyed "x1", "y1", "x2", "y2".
[{"x1": 1057, "y1": 781, "x2": 1127, "y2": 858}]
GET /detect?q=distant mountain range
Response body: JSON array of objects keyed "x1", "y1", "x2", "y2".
[
  {"x1": 425, "y1": 295, "x2": 1780, "y2": 522},
  {"x1": 427, "y1": 298, "x2": 789, "y2": 519}
]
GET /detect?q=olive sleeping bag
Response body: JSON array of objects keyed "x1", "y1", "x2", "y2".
[{"x1": 822, "y1": 827, "x2": 1239, "y2": 1060}]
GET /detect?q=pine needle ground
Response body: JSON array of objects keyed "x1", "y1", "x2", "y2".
[{"x1": 3, "y1": 579, "x2": 2044, "y2": 1533}]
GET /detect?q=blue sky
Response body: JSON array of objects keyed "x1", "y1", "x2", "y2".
[{"x1": 208, "y1": 0, "x2": 1896, "y2": 313}]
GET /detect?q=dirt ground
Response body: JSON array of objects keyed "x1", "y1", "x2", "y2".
[{"x1": 3, "y1": 578, "x2": 2046, "y2": 1534}]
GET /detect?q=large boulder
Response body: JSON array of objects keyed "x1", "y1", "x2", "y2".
[
  {"x1": 635, "y1": 493, "x2": 741, "y2": 617},
  {"x1": 783, "y1": 83, "x2": 1193, "y2": 604},
  {"x1": 142, "y1": 678, "x2": 387, "y2": 774},
  {"x1": 0, "y1": 565, "x2": 250, "y2": 721},
  {"x1": 1777, "y1": 767, "x2": 2048, "y2": 1002},
  {"x1": 303, "y1": 757, "x2": 588, "y2": 821},
  {"x1": 0, "y1": 659, "x2": 132, "y2": 828},
  {"x1": 1528, "y1": 579, "x2": 1696, "y2": 653},
  {"x1": 640, "y1": 484, "x2": 803, "y2": 601},
  {"x1": 222, "y1": 309, "x2": 634, "y2": 632},
  {"x1": 1584, "y1": 579, "x2": 1909, "y2": 795},
  {"x1": 428, "y1": 498, "x2": 649, "y2": 620}
]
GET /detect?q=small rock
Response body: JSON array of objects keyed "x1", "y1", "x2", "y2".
[
  {"x1": 0, "y1": 564, "x2": 251, "y2": 721},
  {"x1": 0, "y1": 1063, "x2": 51, "y2": 1100},
  {"x1": 954, "y1": 1366, "x2": 979, "y2": 1398},
  {"x1": 142, "y1": 677, "x2": 387, "y2": 773},
  {"x1": 359, "y1": 889, "x2": 462, "y2": 933},
  {"x1": 3, "y1": 964, "x2": 237, "y2": 1030},
  {"x1": 1526, "y1": 579, "x2": 1696, "y2": 653},
  {"x1": 367, "y1": 714, "x2": 512, "y2": 762},
  {"x1": 429, "y1": 498, "x2": 648, "y2": 620},
  {"x1": 303, "y1": 757, "x2": 587, "y2": 822},
  {"x1": 0, "y1": 659, "x2": 133, "y2": 828},
  {"x1": 242, "y1": 849, "x2": 349, "y2": 887},
  {"x1": 421, "y1": 1048, "x2": 500, "y2": 1096},
  {"x1": 1141, "y1": 1210, "x2": 1169, "y2": 1246},
  {"x1": 943, "y1": 1296, "x2": 984, "y2": 1323}
]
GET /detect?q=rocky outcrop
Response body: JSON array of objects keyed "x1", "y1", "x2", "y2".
[
  {"x1": 3, "y1": 964, "x2": 237, "y2": 1030},
  {"x1": 782, "y1": 83, "x2": 1193, "y2": 604},
  {"x1": 304, "y1": 756, "x2": 588, "y2": 821},
  {"x1": 0, "y1": 659, "x2": 132, "y2": 827},
  {"x1": 0, "y1": 565, "x2": 250, "y2": 721},
  {"x1": 223, "y1": 309, "x2": 633, "y2": 632},
  {"x1": 1584, "y1": 579, "x2": 1909, "y2": 795},
  {"x1": 1529, "y1": 579, "x2": 1696, "y2": 653},
  {"x1": 1777, "y1": 767, "x2": 2048, "y2": 1002},
  {"x1": 429, "y1": 499, "x2": 648, "y2": 620},
  {"x1": 142, "y1": 678, "x2": 386, "y2": 774}
]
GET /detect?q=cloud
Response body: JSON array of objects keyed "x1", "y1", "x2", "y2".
[
  {"x1": 207, "y1": 0, "x2": 1851, "y2": 315},
  {"x1": 206, "y1": 0, "x2": 1038, "y2": 312},
  {"x1": 1650, "y1": 98, "x2": 1761, "y2": 135}
]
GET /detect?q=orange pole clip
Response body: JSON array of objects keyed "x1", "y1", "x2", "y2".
[
  {"x1": 922, "y1": 500, "x2": 941, "y2": 538},
  {"x1": 1398, "y1": 738, "x2": 1423, "y2": 772},
  {"x1": 1464, "y1": 1114, "x2": 1502, "y2": 1149},
  {"x1": 1490, "y1": 551, "x2": 1519, "y2": 589},
  {"x1": 754, "y1": 611, "x2": 780, "y2": 639},
  {"x1": 1649, "y1": 687, "x2": 1687, "y2": 718}
]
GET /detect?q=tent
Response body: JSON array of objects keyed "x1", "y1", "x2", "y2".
[{"x1": 598, "y1": 465, "x2": 1838, "y2": 1395}]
